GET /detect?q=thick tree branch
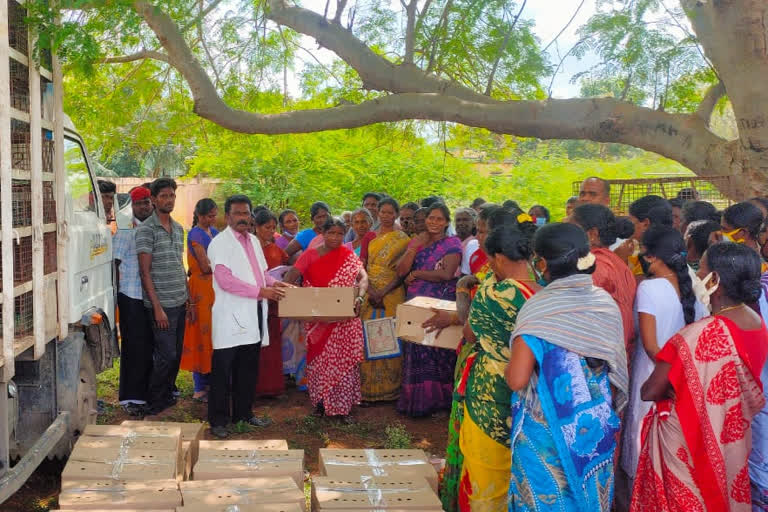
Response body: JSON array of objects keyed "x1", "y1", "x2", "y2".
[
  {"x1": 267, "y1": 0, "x2": 495, "y2": 103},
  {"x1": 695, "y1": 81, "x2": 725, "y2": 126},
  {"x1": 102, "y1": 50, "x2": 170, "y2": 64},
  {"x1": 484, "y1": 0, "x2": 527, "y2": 96},
  {"x1": 332, "y1": 0, "x2": 348, "y2": 25},
  {"x1": 403, "y1": 0, "x2": 418, "y2": 65}
]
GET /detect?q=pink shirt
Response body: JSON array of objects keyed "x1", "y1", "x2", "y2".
[{"x1": 213, "y1": 230, "x2": 276, "y2": 299}]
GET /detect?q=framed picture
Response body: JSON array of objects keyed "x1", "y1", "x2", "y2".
[{"x1": 364, "y1": 316, "x2": 401, "y2": 360}]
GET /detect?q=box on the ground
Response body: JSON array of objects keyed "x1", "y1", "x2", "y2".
[
  {"x1": 395, "y1": 297, "x2": 462, "y2": 350},
  {"x1": 180, "y1": 477, "x2": 305, "y2": 512},
  {"x1": 319, "y1": 449, "x2": 438, "y2": 493},
  {"x1": 193, "y1": 448, "x2": 304, "y2": 487},
  {"x1": 181, "y1": 441, "x2": 192, "y2": 481},
  {"x1": 176, "y1": 505, "x2": 303, "y2": 512},
  {"x1": 55, "y1": 510, "x2": 173, "y2": 512},
  {"x1": 63, "y1": 426, "x2": 182, "y2": 483},
  {"x1": 278, "y1": 287, "x2": 355, "y2": 321},
  {"x1": 312, "y1": 476, "x2": 440, "y2": 510},
  {"x1": 63, "y1": 447, "x2": 178, "y2": 482},
  {"x1": 58, "y1": 479, "x2": 181, "y2": 510},
  {"x1": 197, "y1": 440, "x2": 289, "y2": 451},
  {"x1": 121, "y1": 421, "x2": 205, "y2": 466}
]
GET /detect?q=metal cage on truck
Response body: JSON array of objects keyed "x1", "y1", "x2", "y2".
[
  {"x1": 0, "y1": 0, "x2": 118, "y2": 503},
  {"x1": 571, "y1": 175, "x2": 734, "y2": 215}
]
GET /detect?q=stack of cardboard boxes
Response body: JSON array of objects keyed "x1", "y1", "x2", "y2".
[
  {"x1": 312, "y1": 449, "x2": 442, "y2": 511},
  {"x1": 55, "y1": 422, "x2": 305, "y2": 512}
]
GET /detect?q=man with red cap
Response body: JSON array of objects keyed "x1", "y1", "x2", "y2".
[{"x1": 112, "y1": 186, "x2": 154, "y2": 416}]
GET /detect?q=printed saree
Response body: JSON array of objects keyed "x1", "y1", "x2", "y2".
[
  {"x1": 295, "y1": 246, "x2": 364, "y2": 416},
  {"x1": 460, "y1": 276, "x2": 534, "y2": 511},
  {"x1": 509, "y1": 334, "x2": 620, "y2": 512},
  {"x1": 397, "y1": 235, "x2": 462, "y2": 417},
  {"x1": 359, "y1": 230, "x2": 410, "y2": 401},
  {"x1": 630, "y1": 316, "x2": 768, "y2": 512}
]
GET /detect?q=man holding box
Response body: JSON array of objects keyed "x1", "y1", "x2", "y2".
[{"x1": 206, "y1": 195, "x2": 291, "y2": 438}]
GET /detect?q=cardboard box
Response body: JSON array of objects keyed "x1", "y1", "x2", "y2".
[
  {"x1": 319, "y1": 450, "x2": 438, "y2": 493},
  {"x1": 395, "y1": 297, "x2": 462, "y2": 350},
  {"x1": 54, "y1": 510, "x2": 173, "y2": 512},
  {"x1": 177, "y1": 505, "x2": 303, "y2": 512},
  {"x1": 79, "y1": 425, "x2": 183, "y2": 474},
  {"x1": 193, "y1": 449, "x2": 304, "y2": 487},
  {"x1": 312, "y1": 476, "x2": 440, "y2": 510},
  {"x1": 58, "y1": 479, "x2": 181, "y2": 510},
  {"x1": 63, "y1": 426, "x2": 183, "y2": 483},
  {"x1": 121, "y1": 421, "x2": 205, "y2": 466},
  {"x1": 278, "y1": 287, "x2": 355, "y2": 321},
  {"x1": 197, "y1": 440, "x2": 289, "y2": 451},
  {"x1": 181, "y1": 441, "x2": 192, "y2": 481},
  {"x1": 63, "y1": 446, "x2": 178, "y2": 482},
  {"x1": 180, "y1": 477, "x2": 305, "y2": 512}
]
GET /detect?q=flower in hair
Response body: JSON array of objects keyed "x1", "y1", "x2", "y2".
[{"x1": 576, "y1": 252, "x2": 596, "y2": 271}]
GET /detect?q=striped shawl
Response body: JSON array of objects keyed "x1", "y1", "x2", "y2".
[{"x1": 511, "y1": 273, "x2": 629, "y2": 411}]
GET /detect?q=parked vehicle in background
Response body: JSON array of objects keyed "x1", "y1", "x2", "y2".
[{"x1": 0, "y1": 0, "x2": 117, "y2": 503}]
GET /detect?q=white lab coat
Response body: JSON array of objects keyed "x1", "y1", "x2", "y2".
[{"x1": 207, "y1": 227, "x2": 270, "y2": 350}]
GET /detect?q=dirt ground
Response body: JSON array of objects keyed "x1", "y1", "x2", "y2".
[{"x1": 1, "y1": 366, "x2": 450, "y2": 512}]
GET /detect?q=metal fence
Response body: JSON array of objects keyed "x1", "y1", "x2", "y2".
[{"x1": 572, "y1": 176, "x2": 734, "y2": 215}]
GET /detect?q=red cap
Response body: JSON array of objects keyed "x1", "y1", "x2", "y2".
[{"x1": 130, "y1": 187, "x2": 151, "y2": 202}]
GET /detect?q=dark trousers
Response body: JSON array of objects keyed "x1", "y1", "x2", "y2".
[
  {"x1": 117, "y1": 293, "x2": 154, "y2": 403},
  {"x1": 208, "y1": 342, "x2": 262, "y2": 427},
  {"x1": 147, "y1": 304, "x2": 186, "y2": 411}
]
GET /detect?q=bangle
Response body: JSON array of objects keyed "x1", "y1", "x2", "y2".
[
  {"x1": 456, "y1": 286, "x2": 471, "y2": 295},
  {"x1": 355, "y1": 296, "x2": 364, "y2": 304}
]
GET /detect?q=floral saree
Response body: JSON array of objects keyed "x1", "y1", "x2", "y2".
[
  {"x1": 294, "y1": 246, "x2": 364, "y2": 416},
  {"x1": 630, "y1": 316, "x2": 768, "y2": 511},
  {"x1": 459, "y1": 276, "x2": 534, "y2": 510}
]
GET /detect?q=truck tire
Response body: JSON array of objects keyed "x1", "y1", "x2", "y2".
[
  {"x1": 51, "y1": 335, "x2": 98, "y2": 458},
  {"x1": 70, "y1": 347, "x2": 98, "y2": 439}
]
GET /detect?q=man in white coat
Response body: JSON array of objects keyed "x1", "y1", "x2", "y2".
[{"x1": 207, "y1": 195, "x2": 290, "y2": 439}]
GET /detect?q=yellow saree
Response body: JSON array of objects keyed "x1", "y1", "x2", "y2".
[{"x1": 360, "y1": 230, "x2": 410, "y2": 401}]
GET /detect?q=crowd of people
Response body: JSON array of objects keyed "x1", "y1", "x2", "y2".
[{"x1": 106, "y1": 175, "x2": 768, "y2": 511}]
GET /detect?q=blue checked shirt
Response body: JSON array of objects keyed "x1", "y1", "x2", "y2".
[{"x1": 113, "y1": 220, "x2": 143, "y2": 300}]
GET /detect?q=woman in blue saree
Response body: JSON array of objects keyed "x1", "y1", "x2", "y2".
[{"x1": 505, "y1": 223, "x2": 628, "y2": 512}]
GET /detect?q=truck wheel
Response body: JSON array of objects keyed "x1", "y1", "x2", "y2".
[{"x1": 71, "y1": 348, "x2": 98, "y2": 438}]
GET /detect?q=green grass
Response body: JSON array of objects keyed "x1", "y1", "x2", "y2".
[
  {"x1": 384, "y1": 422, "x2": 412, "y2": 449},
  {"x1": 96, "y1": 358, "x2": 194, "y2": 401}
]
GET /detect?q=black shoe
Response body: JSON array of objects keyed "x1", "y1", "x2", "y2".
[
  {"x1": 211, "y1": 426, "x2": 229, "y2": 439},
  {"x1": 121, "y1": 403, "x2": 145, "y2": 417},
  {"x1": 146, "y1": 397, "x2": 176, "y2": 416},
  {"x1": 247, "y1": 416, "x2": 272, "y2": 427}
]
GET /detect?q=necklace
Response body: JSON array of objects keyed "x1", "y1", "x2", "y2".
[
  {"x1": 715, "y1": 303, "x2": 746, "y2": 315},
  {"x1": 654, "y1": 272, "x2": 675, "y2": 280}
]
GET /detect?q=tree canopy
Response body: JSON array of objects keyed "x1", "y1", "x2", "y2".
[{"x1": 27, "y1": 0, "x2": 764, "y2": 198}]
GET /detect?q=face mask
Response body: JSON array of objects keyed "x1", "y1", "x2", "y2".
[
  {"x1": 692, "y1": 272, "x2": 719, "y2": 311},
  {"x1": 534, "y1": 217, "x2": 546, "y2": 226},
  {"x1": 723, "y1": 228, "x2": 745, "y2": 244}
]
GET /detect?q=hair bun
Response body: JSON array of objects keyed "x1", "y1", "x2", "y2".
[
  {"x1": 738, "y1": 279, "x2": 763, "y2": 304},
  {"x1": 615, "y1": 217, "x2": 635, "y2": 240}
]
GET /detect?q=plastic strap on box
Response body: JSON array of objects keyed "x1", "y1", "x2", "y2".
[
  {"x1": 324, "y1": 449, "x2": 428, "y2": 473},
  {"x1": 315, "y1": 475, "x2": 425, "y2": 507}
]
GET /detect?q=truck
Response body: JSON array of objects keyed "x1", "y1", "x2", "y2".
[{"x1": 0, "y1": 0, "x2": 117, "y2": 503}]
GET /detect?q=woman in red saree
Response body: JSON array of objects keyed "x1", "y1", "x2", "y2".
[
  {"x1": 631, "y1": 242, "x2": 768, "y2": 511},
  {"x1": 253, "y1": 209, "x2": 289, "y2": 397},
  {"x1": 284, "y1": 217, "x2": 369, "y2": 419}
]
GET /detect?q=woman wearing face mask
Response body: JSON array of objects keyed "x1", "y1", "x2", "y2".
[
  {"x1": 684, "y1": 220, "x2": 723, "y2": 272},
  {"x1": 722, "y1": 202, "x2": 766, "y2": 265},
  {"x1": 631, "y1": 242, "x2": 768, "y2": 511},
  {"x1": 506, "y1": 223, "x2": 627, "y2": 512},
  {"x1": 617, "y1": 195, "x2": 673, "y2": 276},
  {"x1": 621, "y1": 225, "x2": 708, "y2": 483}
]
